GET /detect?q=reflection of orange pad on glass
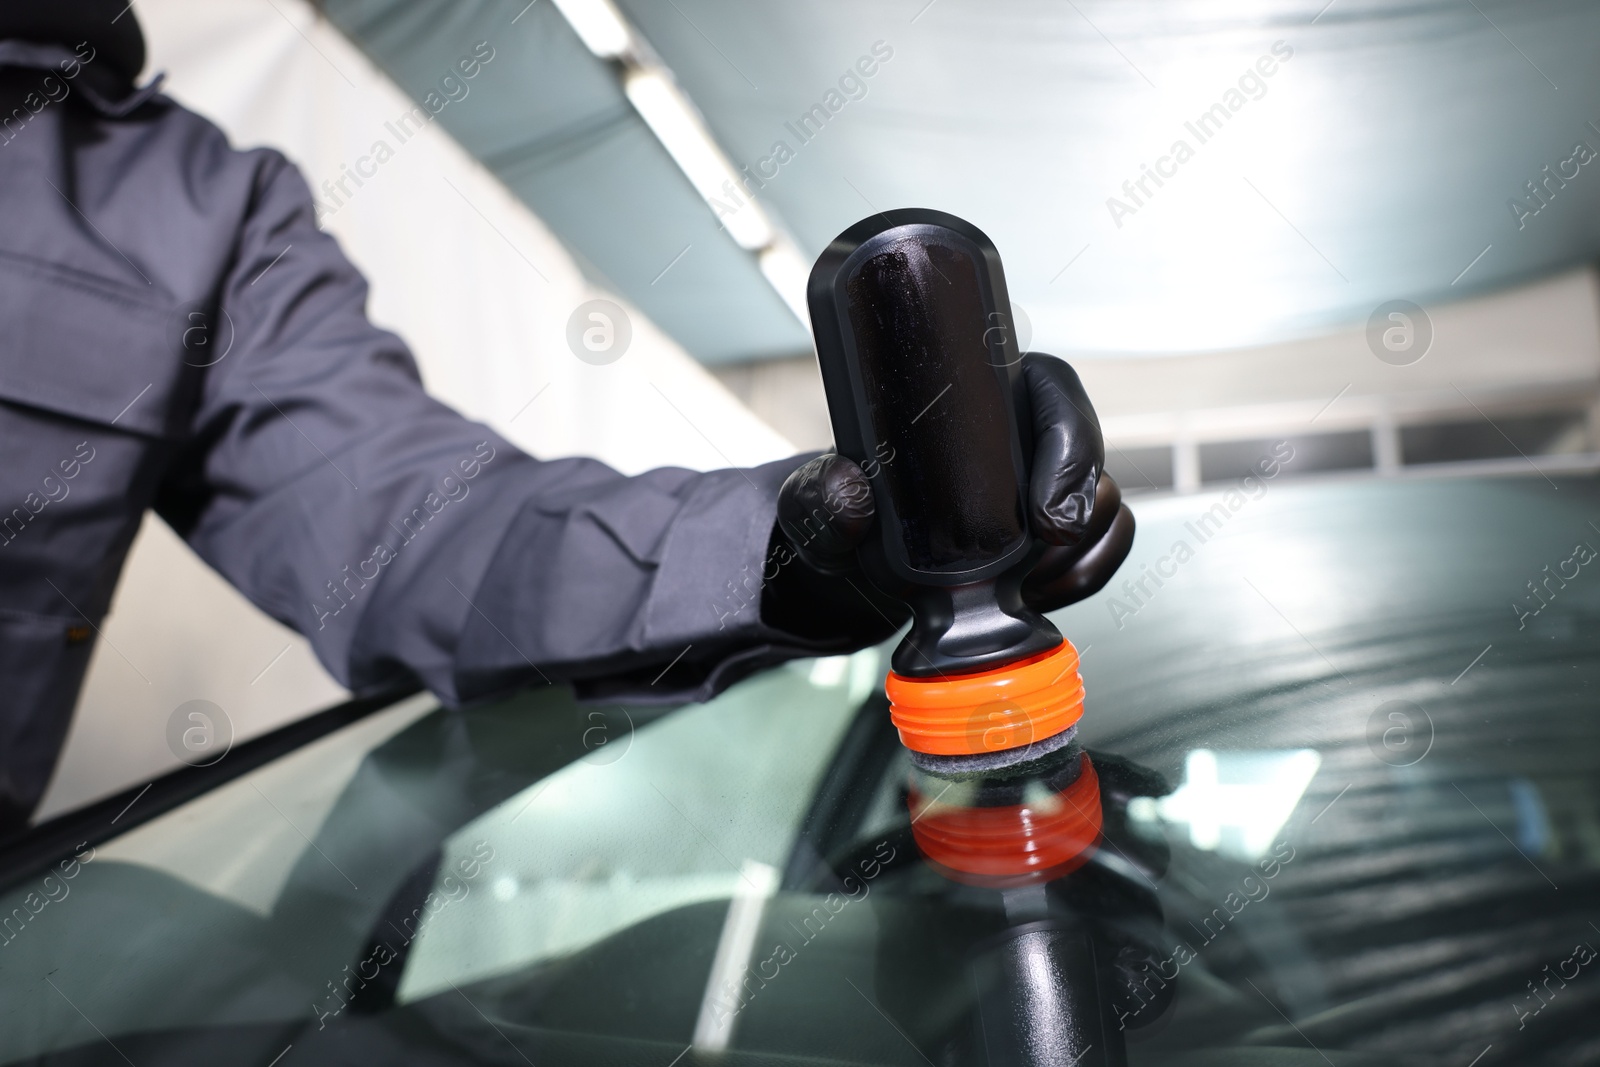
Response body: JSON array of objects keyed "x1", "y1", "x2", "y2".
[
  {"x1": 909, "y1": 752, "x2": 1102, "y2": 886},
  {"x1": 885, "y1": 639, "x2": 1084, "y2": 757}
]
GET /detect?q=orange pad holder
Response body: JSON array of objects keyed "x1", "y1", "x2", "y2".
[
  {"x1": 884, "y1": 639, "x2": 1085, "y2": 757},
  {"x1": 908, "y1": 752, "x2": 1103, "y2": 886}
]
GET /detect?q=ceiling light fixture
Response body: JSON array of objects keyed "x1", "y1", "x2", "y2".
[
  {"x1": 757, "y1": 240, "x2": 811, "y2": 323},
  {"x1": 549, "y1": 1, "x2": 808, "y2": 327},
  {"x1": 623, "y1": 68, "x2": 775, "y2": 252},
  {"x1": 548, "y1": 0, "x2": 633, "y2": 59}
]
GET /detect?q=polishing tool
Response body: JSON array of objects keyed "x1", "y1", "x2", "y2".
[{"x1": 807, "y1": 208, "x2": 1090, "y2": 779}]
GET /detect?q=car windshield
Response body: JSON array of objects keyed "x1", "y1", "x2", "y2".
[{"x1": 3, "y1": 474, "x2": 1598, "y2": 1067}]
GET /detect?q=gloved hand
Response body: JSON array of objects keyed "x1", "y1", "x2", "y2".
[{"x1": 762, "y1": 353, "x2": 1134, "y2": 641}]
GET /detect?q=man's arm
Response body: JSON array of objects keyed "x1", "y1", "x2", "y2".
[{"x1": 154, "y1": 150, "x2": 892, "y2": 707}]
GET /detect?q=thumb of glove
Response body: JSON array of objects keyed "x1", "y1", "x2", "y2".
[{"x1": 1022, "y1": 352, "x2": 1105, "y2": 547}]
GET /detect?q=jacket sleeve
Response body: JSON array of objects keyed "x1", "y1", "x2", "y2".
[{"x1": 154, "y1": 150, "x2": 877, "y2": 707}]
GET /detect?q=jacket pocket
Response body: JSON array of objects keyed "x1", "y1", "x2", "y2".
[{"x1": 0, "y1": 247, "x2": 202, "y2": 439}]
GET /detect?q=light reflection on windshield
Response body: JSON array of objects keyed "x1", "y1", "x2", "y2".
[
  {"x1": 394, "y1": 649, "x2": 876, "y2": 1003},
  {"x1": 1131, "y1": 748, "x2": 1321, "y2": 859}
]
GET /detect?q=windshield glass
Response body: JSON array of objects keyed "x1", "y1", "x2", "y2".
[{"x1": 3, "y1": 475, "x2": 1597, "y2": 1067}]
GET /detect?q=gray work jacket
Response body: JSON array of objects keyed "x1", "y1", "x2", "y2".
[{"x1": 0, "y1": 38, "x2": 841, "y2": 826}]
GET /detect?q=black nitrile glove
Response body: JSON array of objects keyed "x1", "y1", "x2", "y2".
[{"x1": 763, "y1": 353, "x2": 1134, "y2": 640}]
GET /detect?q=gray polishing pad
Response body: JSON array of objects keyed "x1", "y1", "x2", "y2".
[{"x1": 907, "y1": 725, "x2": 1079, "y2": 781}]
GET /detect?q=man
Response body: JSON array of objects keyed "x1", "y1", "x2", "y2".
[{"x1": 0, "y1": 2, "x2": 1131, "y2": 832}]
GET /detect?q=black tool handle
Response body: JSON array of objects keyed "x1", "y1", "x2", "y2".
[{"x1": 808, "y1": 209, "x2": 1060, "y2": 676}]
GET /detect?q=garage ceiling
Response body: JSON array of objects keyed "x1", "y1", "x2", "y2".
[{"x1": 322, "y1": 0, "x2": 1600, "y2": 363}]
